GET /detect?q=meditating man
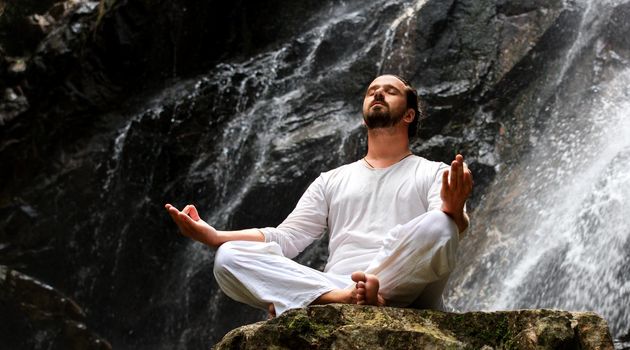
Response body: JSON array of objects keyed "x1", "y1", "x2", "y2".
[{"x1": 165, "y1": 74, "x2": 472, "y2": 317}]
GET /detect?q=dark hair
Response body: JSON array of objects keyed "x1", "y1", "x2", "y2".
[{"x1": 390, "y1": 75, "x2": 426, "y2": 139}]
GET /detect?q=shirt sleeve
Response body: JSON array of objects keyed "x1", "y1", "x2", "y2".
[
  {"x1": 258, "y1": 174, "x2": 329, "y2": 259},
  {"x1": 427, "y1": 162, "x2": 449, "y2": 212}
]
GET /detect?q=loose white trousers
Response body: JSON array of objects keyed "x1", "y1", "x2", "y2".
[{"x1": 213, "y1": 210, "x2": 459, "y2": 315}]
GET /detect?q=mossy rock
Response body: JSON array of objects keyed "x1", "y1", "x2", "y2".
[{"x1": 213, "y1": 304, "x2": 614, "y2": 350}]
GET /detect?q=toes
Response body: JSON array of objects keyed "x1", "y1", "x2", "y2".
[
  {"x1": 365, "y1": 274, "x2": 380, "y2": 287},
  {"x1": 364, "y1": 274, "x2": 380, "y2": 306},
  {"x1": 351, "y1": 271, "x2": 366, "y2": 283},
  {"x1": 355, "y1": 281, "x2": 366, "y2": 305},
  {"x1": 268, "y1": 303, "x2": 276, "y2": 319},
  {"x1": 356, "y1": 291, "x2": 365, "y2": 305},
  {"x1": 351, "y1": 272, "x2": 378, "y2": 306}
]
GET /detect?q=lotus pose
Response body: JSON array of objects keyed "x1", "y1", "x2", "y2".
[{"x1": 166, "y1": 74, "x2": 472, "y2": 317}]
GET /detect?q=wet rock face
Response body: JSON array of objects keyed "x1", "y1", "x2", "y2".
[
  {"x1": 0, "y1": 265, "x2": 110, "y2": 350},
  {"x1": 0, "y1": 0, "x2": 625, "y2": 348},
  {"x1": 0, "y1": 0, "x2": 332, "y2": 189},
  {"x1": 214, "y1": 304, "x2": 614, "y2": 350},
  {"x1": 446, "y1": 0, "x2": 630, "y2": 340}
]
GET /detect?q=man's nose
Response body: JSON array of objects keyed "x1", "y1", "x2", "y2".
[{"x1": 374, "y1": 88, "x2": 385, "y2": 99}]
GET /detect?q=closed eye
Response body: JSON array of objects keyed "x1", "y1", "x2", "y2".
[{"x1": 365, "y1": 84, "x2": 401, "y2": 97}]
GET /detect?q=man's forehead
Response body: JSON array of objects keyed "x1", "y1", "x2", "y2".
[{"x1": 368, "y1": 75, "x2": 407, "y2": 89}]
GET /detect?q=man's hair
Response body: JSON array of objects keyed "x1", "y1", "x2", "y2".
[{"x1": 389, "y1": 75, "x2": 426, "y2": 139}]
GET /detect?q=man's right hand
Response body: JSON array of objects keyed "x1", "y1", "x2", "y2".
[{"x1": 165, "y1": 203, "x2": 221, "y2": 247}]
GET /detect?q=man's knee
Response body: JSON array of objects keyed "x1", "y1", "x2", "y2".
[
  {"x1": 212, "y1": 241, "x2": 265, "y2": 308},
  {"x1": 213, "y1": 241, "x2": 279, "y2": 279},
  {"x1": 416, "y1": 210, "x2": 459, "y2": 245},
  {"x1": 213, "y1": 241, "x2": 242, "y2": 279},
  {"x1": 422, "y1": 211, "x2": 459, "y2": 275}
]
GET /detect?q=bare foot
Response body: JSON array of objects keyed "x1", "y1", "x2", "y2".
[
  {"x1": 351, "y1": 271, "x2": 385, "y2": 306},
  {"x1": 268, "y1": 303, "x2": 276, "y2": 319},
  {"x1": 310, "y1": 274, "x2": 385, "y2": 307}
]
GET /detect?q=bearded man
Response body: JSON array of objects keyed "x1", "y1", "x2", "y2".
[{"x1": 165, "y1": 74, "x2": 472, "y2": 317}]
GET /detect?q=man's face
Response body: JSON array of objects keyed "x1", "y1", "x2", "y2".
[{"x1": 362, "y1": 75, "x2": 409, "y2": 130}]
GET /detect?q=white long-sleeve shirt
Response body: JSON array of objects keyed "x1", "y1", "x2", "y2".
[{"x1": 260, "y1": 155, "x2": 448, "y2": 275}]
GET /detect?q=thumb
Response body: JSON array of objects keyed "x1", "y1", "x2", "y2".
[{"x1": 189, "y1": 205, "x2": 201, "y2": 221}]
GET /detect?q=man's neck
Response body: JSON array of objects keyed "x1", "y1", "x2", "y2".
[{"x1": 364, "y1": 127, "x2": 411, "y2": 168}]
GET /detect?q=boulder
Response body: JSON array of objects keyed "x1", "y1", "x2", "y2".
[
  {"x1": 0, "y1": 265, "x2": 111, "y2": 350},
  {"x1": 214, "y1": 304, "x2": 614, "y2": 350}
]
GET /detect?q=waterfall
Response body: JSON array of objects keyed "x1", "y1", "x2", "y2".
[
  {"x1": 6, "y1": 0, "x2": 630, "y2": 347},
  {"x1": 447, "y1": 0, "x2": 630, "y2": 340}
]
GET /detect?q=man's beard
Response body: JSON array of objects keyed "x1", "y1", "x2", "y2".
[{"x1": 363, "y1": 109, "x2": 403, "y2": 129}]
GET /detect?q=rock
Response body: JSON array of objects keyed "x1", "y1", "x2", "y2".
[
  {"x1": 615, "y1": 329, "x2": 630, "y2": 350},
  {"x1": 214, "y1": 304, "x2": 614, "y2": 350},
  {"x1": 0, "y1": 265, "x2": 111, "y2": 350},
  {"x1": 0, "y1": 0, "x2": 628, "y2": 347},
  {"x1": 0, "y1": 87, "x2": 29, "y2": 125}
]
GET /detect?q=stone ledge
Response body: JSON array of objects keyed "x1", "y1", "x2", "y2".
[{"x1": 214, "y1": 304, "x2": 613, "y2": 350}]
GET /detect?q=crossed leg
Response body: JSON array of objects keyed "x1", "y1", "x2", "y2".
[
  {"x1": 214, "y1": 240, "x2": 354, "y2": 316},
  {"x1": 214, "y1": 210, "x2": 458, "y2": 317},
  {"x1": 309, "y1": 210, "x2": 458, "y2": 309},
  {"x1": 267, "y1": 271, "x2": 382, "y2": 318}
]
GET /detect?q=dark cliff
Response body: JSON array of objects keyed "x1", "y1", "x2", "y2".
[{"x1": 1, "y1": 0, "x2": 629, "y2": 348}]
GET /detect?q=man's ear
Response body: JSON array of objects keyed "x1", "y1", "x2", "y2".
[{"x1": 403, "y1": 109, "x2": 415, "y2": 123}]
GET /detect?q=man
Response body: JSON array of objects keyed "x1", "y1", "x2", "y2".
[{"x1": 165, "y1": 74, "x2": 472, "y2": 317}]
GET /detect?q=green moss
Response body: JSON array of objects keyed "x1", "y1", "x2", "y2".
[
  {"x1": 287, "y1": 313, "x2": 330, "y2": 337},
  {"x1": 216, "y1": 307, "x2": 612, "y2": 350},
  {"x1": 430, "y1": 312, "x2": 515, "y2": 348},
  {"x1": 276, "y1": 311, "x2": 336, "y2": 348}
]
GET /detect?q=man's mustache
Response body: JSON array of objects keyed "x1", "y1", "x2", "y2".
[{"x1": 370, "y1": 97, "x2": 387, "y2": 107}]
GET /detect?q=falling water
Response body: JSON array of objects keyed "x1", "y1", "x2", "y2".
[
  {"x1": 11, "y1": 0, "x2": 630, "y2": 347},
  {"x1": 494, "y1": 68, "x2": 630, "y2": 330},
  {"x1": 448, "y1": 0, "x2": 630, "y2": 341}
]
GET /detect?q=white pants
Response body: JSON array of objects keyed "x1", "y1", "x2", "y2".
[{"x1": 213, "y1": 210, "x2": 459, "y2": 315}]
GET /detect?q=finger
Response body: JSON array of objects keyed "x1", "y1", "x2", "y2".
[
  {"x1": 167, "y1": 206, "x2": 181, "y2": 221},
  {"x1": 168, "y1": 208, "x2": 188, "y2": 230},
  {"x1": 168, "y1": 207, "x2": 191, "y2": 235},
  {"x1": 178, "y1": 211, "x2": 196, "y2": 227},
  {"x1": 456, "y1": 159, "x2": 465, "y2": 190},
  {"x1": 182, "y1": 205, "x2": 192, "y2": 215},
  {"x1": 165, "y1": 203, "x2": 172, "y2": 210},
  {"x1": 450, "y1": 160, "x2": 460, "y2": 188},
  {"x1": 179, "y1": 212, "x2": 207, "y2": 235},
  {"x1": 463, "y1": 164, "x2": 473, "y2": 190},
  {"x1": 463, "y1": 162, "x2": 472, "y2": 180},
  {"x1": 464, "y1": 173, "x2": 473, "y2": 192},
  {"x1": 442, "y1": 169, "x2": 450, "y2": 191},
  {"x1": 456, "y1": 154, "x2": 464, "y2": 163},
  {"x1": 189, "y1": 205, "x2": 201, "y2": 221},
  {"x1": 175, "y1": 212, "x2": 199, "y2": 236}
]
